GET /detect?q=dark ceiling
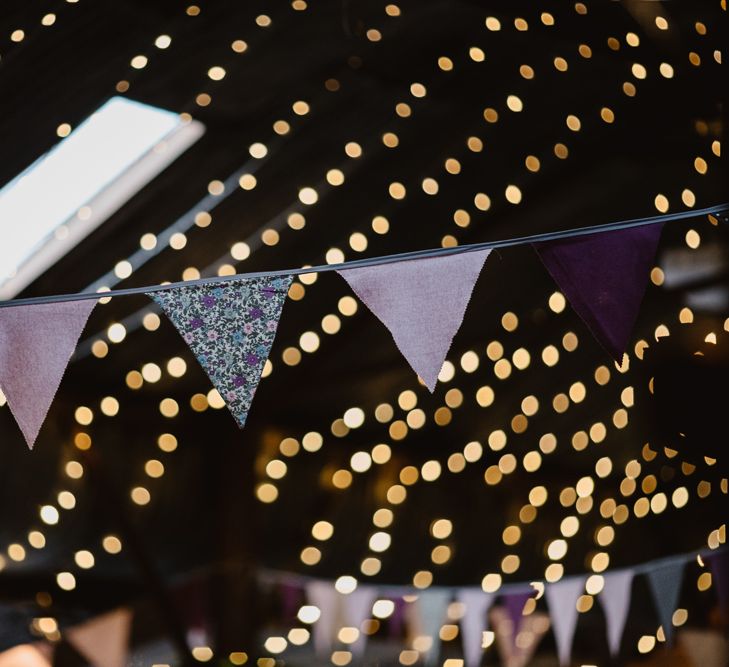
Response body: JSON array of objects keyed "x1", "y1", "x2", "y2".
[{"x1": 0, "y1": 0, "x2": 726, "y2": 663}]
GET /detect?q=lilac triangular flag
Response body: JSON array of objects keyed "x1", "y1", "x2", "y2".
[
  {"x1": 457, "y1": 589, "x2": 495, "y2": 667},
  {"x1": 389, "y1": 597, "x2": 406, "y2": 638},
  {"x1": 0, "y1": 299, "x2": 96, "y2": 449},
  {"x1": 599, "y1": 569, "x2": 634, "y2": 656},
  {"x1": 147, "y1": 276, "x2": 291, "y2": 427},
  {"x1": 65, "y1": 608, "x2": 133, "y2": 667},
  {"x1": 342, "y1": 586, "x2": 377, "y2": 657},
  {"x1": 646, "y1": 559, "x2": 685, "y2": 644},
  {"x1": 534, "y1": 224, "x2": 663, "y2": 361},
  {"x1": 415, "y1": 589, "x2": 451, "y2": 666},
  {"x1": 706, "y1": 551, "x2": 729, "y2": 611},
  {"x1": 545, "y1": 577, "x2": 586, "y2": 666},
  {"x1": 338, "y1": 250, "x2": 491, "y2": 391},
  {"x1": 305, "y1": 581, "x2": 340, "y2": 656}
]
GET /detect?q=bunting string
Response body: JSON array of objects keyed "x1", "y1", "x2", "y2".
[
  {"x1": 258, "y1": 545, "x2": 727, "y2": 665},
  {"x1": 0, "y1": 202, "x2": 727, "y2": 310},
  {"x1": 2, "y1": 202, "x2": 728, "y2": 445},
  {"x1": 258, "y1": 545, "x2": 726, "y2": 594}
]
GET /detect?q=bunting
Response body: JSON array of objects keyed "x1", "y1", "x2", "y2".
[
  {"x1": 491, "y1": 606, "x2": 550, "y2": 667},
  {"x1": 534, "y1": 224, "x2": 663, "y2": 361},
  {"x1": 414, "y1": 589, "x2": 451, "y2": 666},
  {"x1": 262, "y1": 550, "x2": 722, "y2": 666},
  {"x1": 341, "y1": 586, "x2": 377, "y2": 657},
  {"x1": 597, "y1": 569, "x2": 633, "y2": 656},
  {"x1": 0, "y1": 645, "x2": 52, "y2": 667},
  {"x1": 147, "y1": 276, "x2": 291, "y2": 427},
  {"x1": 502, "y1": 590, "x2": 533, "y2": 646},
  {"x1": 0, "y1": 300, "x2": 96, "y2": 449},
  {"x1": 706, "y1": 550, "x2": 728, "y2": 612},
  {"x1": 646, "y1": 559, "x2": 685, "y2": 644},
  {"x1": 65, "y1": 608, "x2": 133, "y2": 667},
  {"x1": 337, "y1": 250, "x2": 490, "y2": 391},
  {"x1": 545, "y1": 577, "x2": 586, "y2": 666},
  {"x1": 305, "y1": 581, "x2": 339, "y2": 656},
  {"x1": 457, "y1": 589, "x2": 495, "y2": 667}
]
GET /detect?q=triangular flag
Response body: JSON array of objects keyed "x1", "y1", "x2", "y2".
[
  {"x1": 599, "y1": 569, "x2": 634, "y2": 656},
  {"x1": 491, "y1": 607, "x2": 550, "y2": 667},
  {"x1": 280, "y1": 581, "x2": 304, "y2": 622},
  {"x1": 341, "y1": 586, "x2": 377, "y2": 656},
  {"x1": 646, "y1": 559, "x2": 685, "y2": 644},
  {"x1": 545, "y1": 577, "x2": 586, "y2": 666},
  {"x1": 0, "y1": 299, "x2": 96, "y2": 449},
  {"x1": 389, "y1": 597, "x2": 407, "y2": 638},
  {"x1": 338, "y1": 250, "x2": 490, "y2": 391},
  {"x1": 414, "y1": 589, "x2": 451, "y2": 666},
  {"x1": 534, "y1": 224, "x2": 663, "y2": 361},
  {"x1": 0, "y1": 644, "x2": 53, "y2": 667},
  {"x1": 65, "y1": 608, "x2": 133, "y2": 667},
  {"x1": 148, "y1": 276, "x2": 291, "y2": 427},
  {"x1": 706, "y1": 550, "x2": 729, "y2": 612},
  {"x1": 305, "y1": 581, "x2": 340, "y2": 656},
  {"x1": 502, "y1": 590, "x2": 532, "y2": 645},
  {"x1": 457, "y1": 589, "x2": 495, "y2": 667}
]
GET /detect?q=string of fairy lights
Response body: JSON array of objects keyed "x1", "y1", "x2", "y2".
[
  {"x1": 0, "y1": 1, "x2": 724, "y2": 664},
  {"x1": 24, "y1": 0, "x2": 724, "y2": 612},
  {"x1": 1, "y1": 1, "x2": 78, "y2": 64}
]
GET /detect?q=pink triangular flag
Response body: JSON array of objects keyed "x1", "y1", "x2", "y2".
[
  {"x1": 338, "y1": 250, "x2": 491, "y2": 391},
  {"x1": 534, "y1": 224, "x2": 663, "y2": 361},
  {"x1": 0, "y1": 300, "x2": 96, "y2": 448},
  {"x1": 599, "y1": 569, "x2": 634, "y2": 656},
  {"x1": 545, "y1": 577, "x2": 586, "y2": 666},
  {"x1": 65, "y1": 608, "x2": 133, "y2": 667},
  {"x1": 491, "y1": 606, "x2": 550, "y2": 667},
  {"x1": 342, "y1": 586, "x2": 377, "y2": 657},
  {"x1": 0, "y1": 644, "x2": 52, "y2": 667},
  {"x1": 457, "y1": 589, "x2": 495, "y2": 667},
  {"x1": 305, "y1": 581, "x2": 340, "y2": 656}
]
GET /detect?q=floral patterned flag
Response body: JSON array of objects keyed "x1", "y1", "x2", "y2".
[{"x1": 148, "y1": 276, "x2": 292, "y2": 428}]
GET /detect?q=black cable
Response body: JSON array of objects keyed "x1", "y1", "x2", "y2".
[{"x1": 1, "y1": 202, "x2": 727, "y2": 309}]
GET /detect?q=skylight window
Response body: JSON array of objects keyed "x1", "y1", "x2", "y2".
[{"x1": 0, "y1": 96, "x2": 204, "y2": 298}]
